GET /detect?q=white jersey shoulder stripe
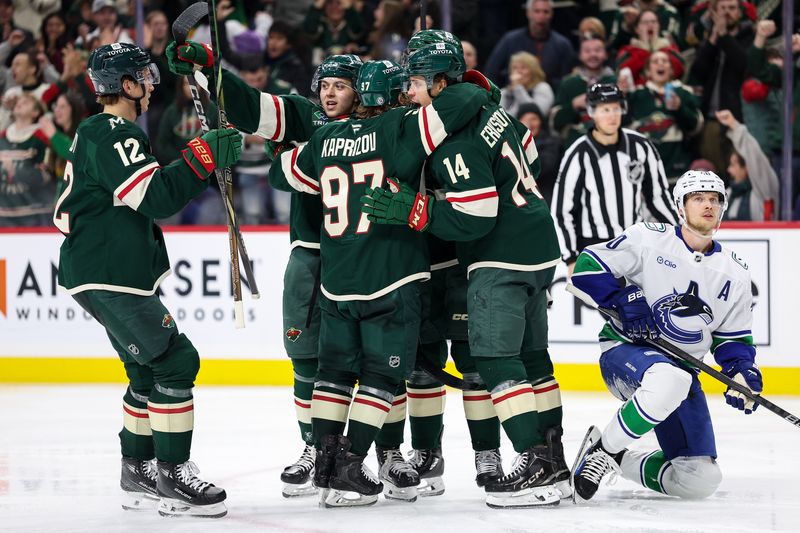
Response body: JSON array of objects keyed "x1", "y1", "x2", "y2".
[
  {"x1": 419, "y1": 104, "x2": 446, "y2": 155},
  {"x1": 279, "y1": 145, "x2": 320, "y2": 193},
  {"x1": 256, "y1": 93, "x2": 285, "y2": 141},
  {"x1": 522, "y1": 129, "x2": 538, "y2": 164},
  {"x1": 114, "y1": 161, "x2": 161, "y2": 211}
]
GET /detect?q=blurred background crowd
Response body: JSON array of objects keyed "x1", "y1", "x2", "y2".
[{"x1": 0, "y1": 0, "x2": 797, "y2": 227}]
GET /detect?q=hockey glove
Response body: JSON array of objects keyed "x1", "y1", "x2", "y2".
[
  {"x1": 182, "y1": 127, "x2": 242, "y2": 178},
  {"x1": 610, "y1": 285, "x2": 659, "y2": 341},
  {"x1": 361, "y1": 179, "x2": 433, "y2": 231},
  {"x1": 463, "y1": 69, "x2": 502, "y2": 105},
  {"x1": 264, "y1": 140, "x2": 289, "y2": 162},
  {"x1": 166, "y1": 40, "x2": 214, "y2": 77},
  {"x1": 721, "y1": 359, "x2": 762, "y2": 414}
]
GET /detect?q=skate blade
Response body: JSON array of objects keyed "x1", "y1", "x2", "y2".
[
  {"x1": 322, "y1": 489, "x2": 379, "y2": 508},
  {"x1": 382, "y1": 480, "x2": 419, "y2": 502},
  {"x1": 555, "y1": 479, "x2": 573, "y2": 500},
  {"x1": 121, "y1": 490, "x2": 159, "y2": 511},
  {"x1": 417, "y1": 476, "x2": 445, "y2": 497},
  {"x1": 571, "y1": 425, "x2": 602, "y2": 504},
  {"x1": 157, "y1": 498, "x2": 228, "y2": 518},
  {"x1": 485, "y1": 485, "x2": 560, "y2": 509},
  {"x1": 282, "y1": 480, "x2": 319, "y2": 498}
]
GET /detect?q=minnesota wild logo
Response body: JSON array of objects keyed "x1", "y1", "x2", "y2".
[
  {"x1": 161, "y1": 314, "x2": 175, "y2": 329},
  {"x1": 286, "y1": 327, "x2": 302, "y2": 342}
]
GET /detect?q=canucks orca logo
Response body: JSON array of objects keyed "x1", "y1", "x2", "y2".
[{"x1": 652, "y1": 281, "x2": 713, "y2": 344}]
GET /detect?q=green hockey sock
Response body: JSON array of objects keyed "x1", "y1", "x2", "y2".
[
  {"x1": 292, "y1": 358, "x2": 317, "y2": 445},
  {"x1": 407, "y1": 381, "x2": 446, "y2": 450},
  {"x1": 375, "y1": 382, "x2": 407, "y2": 449},
  {"x1": 119, "y1": 387, "x2": 154, "y2": 459},
  {"x1": 347, "y1": 387, "x2": 393, "y2": 456},
  {"x1": 311, "y1": 383, "x2": 352, "y2": 448},
  {"x1": 148, "y1": 386, "x2": 193, "y2": 464}
]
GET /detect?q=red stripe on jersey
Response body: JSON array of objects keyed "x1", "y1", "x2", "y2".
[
  {"x1": 392, "y1": 397, "x2": 407, "y2": 406},
  {"x1": 523, "y1": 131, "x2": 532, "y2": 149},
  {"x1": 407, "y1": 390, "x2": 446, "y2": 399},
  {"x1": 492, "y1": 387, "x2": 533, "y2": 405},
  {"x1": 291, "y1": 148, "x2": 320, "y2": 192},
  {"x1": 294, "y1": 399, "x2": 311, "y2": 409},
  {"x1": 118, "y1": 166, "x2": 159, "y2": 200},
  {"x1": 147, "y1": 404, "x2": 194, "y2": 415},
  {"x1": 123, "y1": 406, "x2": 149, "y2": 418},
  {"x1": 446, "y1": 191, "x2": 499, "y2": 203},
  {"x1": 421, "y1": 106, "x2": 435, "y2": 153},
  {"x1": 312, "y1": 393, "x2": 351, "y2": 406},
  {"x1": 463, "y1": 394, "x2": 492, "y2": 401},
  {"x1": 533, "y1": 384, "x2": 559, "y2": 394},
  {"x1": 271, "y1": 95, "x2": 282, "y2": 140},
  {"x1": 353, "y1": 397, "x2": 391, "y2": 413}
]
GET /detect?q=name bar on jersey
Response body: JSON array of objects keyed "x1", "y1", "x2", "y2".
[{"x1": 321, "y1": 131, "x2": 376, "y2": 159}]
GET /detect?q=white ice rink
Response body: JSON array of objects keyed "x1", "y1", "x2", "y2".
[{"x1": 1, "y1": 385, "x2": 798, "y2": 533}]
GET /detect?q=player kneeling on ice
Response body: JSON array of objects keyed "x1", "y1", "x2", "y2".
[
  {"x1": 568, "y1": 170, "x2": 762, "y2": 501},
  {"x1": 54, "y1": 43, "x2": 241, "y2": 518}
]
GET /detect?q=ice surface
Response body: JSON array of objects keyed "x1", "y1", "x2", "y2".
[{"x1": 1, "y1": 385, "x2": 798, "y2": 532}]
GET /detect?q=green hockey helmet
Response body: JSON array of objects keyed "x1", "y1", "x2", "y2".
[
  {"x1": 356, "y1": 60, "x2": 407, "y2": 107},
  {"x1": 404, "y1": 29, "x2": 462, "y2": 65},
  {"x1": 310, "y1": 54, "x2": 363, "y2": 93},
  {"x1": 404, "y1": 42, "x2": 465, "y2": 90},
  {"x1": 88, "y1": 42, "x2": 160, "y2": 96}
]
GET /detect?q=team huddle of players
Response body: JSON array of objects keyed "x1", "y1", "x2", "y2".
[{"x1": 56, "y1": 27, "x2": 763, "y2": 519}]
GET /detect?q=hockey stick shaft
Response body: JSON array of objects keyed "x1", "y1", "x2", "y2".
[
  {"x1": 565, "y1": 283, "x2": 800, "y2": 428},
  {"x1": 417, "y1": 356, "x2": 480, "y2": 391}
]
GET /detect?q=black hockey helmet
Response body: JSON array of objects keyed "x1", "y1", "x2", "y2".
[
  {"x1": 586, "y1": 83, "x2": 627, "y2": 115},
  {"x1": 88, "y1": 42, "x2": 159, "y2": 96}
]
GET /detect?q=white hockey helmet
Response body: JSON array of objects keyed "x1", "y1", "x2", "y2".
[{"x1": 673, "y1": 170, "x2": 728, "y2": 223}]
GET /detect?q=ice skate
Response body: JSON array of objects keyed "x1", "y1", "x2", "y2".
[
  {"x1": 474, "y1": 449, "x2": 504, "y2": 488},
  {"x1": 484, "y1": 446, "x2": 560, "y2": 508},
  {"x1": 281, "y1": 444, "x2": 318, "y2": 498},
  {"x1": 572, "y1": 426, "x2": 624, "y2": 502},
  {"x1": 408, "y1": 448, "x2": 445, "y2": 496},
  {"x1": 544, "y1": 426, "x2": 573, "y2": 499},
  {"x1": 377, "y1": 447, "x2": 419, "y2": 502},
  {"x1": 156, "y1": 460, "x2": 227, "y2": 518},
  {"x1": 322, "y1": 437, "x2": 383, "y2": 508},
  {"x1": 120, "y1": 457, "x2": 159, "y2": 511}
]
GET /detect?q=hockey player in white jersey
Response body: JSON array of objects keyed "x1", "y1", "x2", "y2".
[{"x1": 568, "y1": 170, "x2": 763, "y2": 501}]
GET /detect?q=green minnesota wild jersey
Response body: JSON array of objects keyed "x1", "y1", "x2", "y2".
[
  {"x1": 269, "y1": 83, "x2": 489, "y2": 300},
  {"x1": 426, "y1": 102, "x2": 561, "y2": 275},
  {"x1": 0, "y1": 124, "x2": 53, "y2": 220},
  {"x1": 55, "y1": 113, "x2": 209, "y2": 295},
  {"x1": 221, "y1": 69, "x2": 326, "y2": 249}
]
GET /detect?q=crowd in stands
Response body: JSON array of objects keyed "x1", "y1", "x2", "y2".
[{"x1": 0, "y1": 0, "x2": 797, "y2": 227}]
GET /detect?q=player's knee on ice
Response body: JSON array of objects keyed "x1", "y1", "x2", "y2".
[
  {"x1": 637, "y1": 363, "x2": 692, "y2": 420},
  {"x1": 663, "y1": 456, "x2": 721, "y2": 499}
]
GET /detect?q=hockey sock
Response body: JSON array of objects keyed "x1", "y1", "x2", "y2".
[
  {"x1": 407, "y1": 366, "x2": 446, "y2": 450},
  {"x1": 292, "y1": 358, "x2": 317, "y2": 445},
  {"x1": 148, "y1": 384, "x2": 194, "y2": 464},
  {"x1": 619, "y1": 449, "x2": 668, "y2": 494},
  {"x1": 347, "y1": 385, "x2": 394, "y2": 456},
  {"x1": 311, "y1": 382, "x2": 353, "y2": 448},
  {"x1": 475, "y1": 356, "x2": 542, "y2": 452},
  {"x1": 531, "y1": 376, "x2": 563, "y2": 431},
  {"x1": 619, "y1": 453, "x2": 721, "y2": 499},
  {"x1": 374, "y1": 382, "x2": 407, "y2": 449},
  {"x1": 461, "y1": 373, "x2": 500, "y2": 451},
  {"x1": 120, "y1": 386, "x2": 155, "y2": 459}
]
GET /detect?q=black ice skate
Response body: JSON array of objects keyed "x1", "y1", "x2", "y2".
[
  {"x1": 156, "y1": 460, "x2": 227, "y2": 518},
  {"x1": 314, "y1": 434, "x2": 340, "y2": 491},
  {"x1": 545, "y1": 426, "x2": 573, "y2": 499},
  {"x1": 376, "y1": 446, "x2": 420, "y2": 502},
  {"x1": 484, "y1": 445, "x2": 560, "y2": 508},
  {"x1": 120, "y1": 457, "x2": 159, "y2": 511},
  {"x1": 322, "y1": 436, "x2": 383, "y2": 508},
  {"x1": 572, "y1": 426, "x2": 624, "y2": 502},
  {"x1": 408, "y1": 448, "x2": 445, "y2": 496},
  {"x1": 474, "y1": 449, "x2": 504, "y2": 488},
  {"x1": 281, "y1": 444, "x2": 318, "y2": 498}
]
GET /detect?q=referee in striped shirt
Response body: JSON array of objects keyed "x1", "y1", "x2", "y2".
[{"x1": 551, "y1": 83, "x2": 678, "y2": 274}]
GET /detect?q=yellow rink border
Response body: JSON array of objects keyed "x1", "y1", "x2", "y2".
[{"x1": 0, "y1": 357, "x2": 797, "y2": 395}]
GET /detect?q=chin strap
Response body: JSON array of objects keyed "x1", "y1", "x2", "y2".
[
  {"x1": 682, "y1": 220, "x2": 718, "y2": 246},
  {"x1": 121, "y1": 84, "x2": 145, "y2": 117}
]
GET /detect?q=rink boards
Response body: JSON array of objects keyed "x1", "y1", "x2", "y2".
[{"x1": 1, "y1": 224, "x2": 798, "y2": 394}]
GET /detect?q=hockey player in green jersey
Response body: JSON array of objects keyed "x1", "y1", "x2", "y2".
[
  {"x1": 54, "y1": 42, "x2": 241, "y2": 518},
  {"x1": 363, "y1": 42, "x2": 569, "y2": 508},
  {"x1": 167, "y1": 45, "x2": 368, "y2": 498},
  {"x1": 268, "y1": 50, "x2": 490, "y2": 507}
]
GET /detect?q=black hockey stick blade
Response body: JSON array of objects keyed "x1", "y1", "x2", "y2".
[
  {"x1": 172, "y1": 1, "x2": 208, "y2": 43},
  {"x1": 566, "y1": 283, "x2": 800, "y2": 429},
  {"x1": 417, "y1": 357, "x2": 480, "y2": 391}
]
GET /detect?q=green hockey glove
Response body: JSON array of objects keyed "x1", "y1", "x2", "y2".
[
  {"x1": 166, "y1": 40, "x2": 214, "y2": 77},
  {"x1": 361, "y1": 179, "x2": 433, "y2": 231},
  {"x1": 182, "y1": 127, "x2": 242, "y2": 178},
  {"x1": 264, "y1": 140, "x2": 289, "y2": 162}
]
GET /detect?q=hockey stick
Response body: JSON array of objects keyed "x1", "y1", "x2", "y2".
[
  {"x1": 172, "y1": 1, "x2": 259, "y2": 328},
  {"x1": 417, "y1": 353, "x2": 480, "y2": 391},
  {"x1": 565, "y1": 283, "x2": 800, "y2": 429}
]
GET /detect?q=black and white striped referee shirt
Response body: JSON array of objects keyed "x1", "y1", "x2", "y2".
[{"x1": 550, "y1": 128, "x2": 678, "y2": 263}]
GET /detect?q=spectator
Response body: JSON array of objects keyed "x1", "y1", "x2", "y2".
[
  {"x1": 551, "y1": 83, "x2": 677, "y2": 274},
  {"x1": 550, "y1": 33, "x2": 616, "y2": 147},
  {"x1": 0, "y1": 92, "x2": 52, "y2": 226},
  {"x1": 11, "y1": 0, "x2": 60, "y2": 39},
  {"x1": 682, "y1": 0, "x2": 757, "y2": 49},
  {"x1": 144, "y1": 9, "x2": 176, "y2": 136},
  {"x1": 303, "y1": 0, "x2": 364, "y2": 63},
  {"x1": 38, "y1": 91, "x2": 85, "y2": 181},
  {"x1": 367, "y1": 0, "x2": 410, "y2": 62},
  {"x1": 41, "y1": 45, "x2": 100, "y2": 118},
  {"x1": 577, "y1": 16, "x2": 606, "y2": 42},
  {"x1": 38, "y1": 12, "x2": 68, "y2": 74},
  {"x1": 500, "y1": 51, "x2": 554, "y2": 117},
  {"x1": 688, "y1": 0, "x2": 754, "y2": 174},
  {"x1": 626, "y1": 50, "x2": 703, "y2": 182},
  {"x1": 0, "y1": 50, "x2": 49, "y2": 130},
  {"x1": 609, "y1": 0, "x2": 682, "y2": 51},
  {"x1": 616, "y1": 9, "x2": 684, "y2": 86},
  {"x1": 716, "y1": 109, "x2": 779, "y2": 221},
  {"x1": 462, "y1": 40, "x2": 478, "y2": 70},
  {"x1": 517, "y1": 102, "x2": 560, "y2": 204},
  {"x1": 484, "y1": 0, "x2": 575, "y2": 89},
  {"x1": 75, "y1": 0, "x2": 132, "y2": 49}
]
